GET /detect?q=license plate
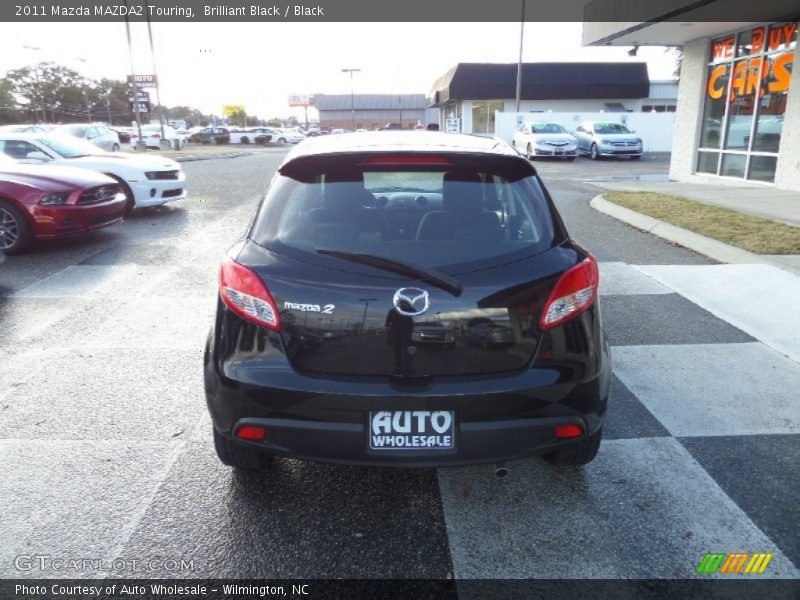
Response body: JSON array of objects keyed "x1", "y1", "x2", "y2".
[{"x1": 369, "y1": 410, "x2": 455, "y2": 451}]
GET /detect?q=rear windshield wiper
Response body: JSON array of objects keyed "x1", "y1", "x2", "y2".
[{"x1": 315, "y1": 248, "x2": 463, "y2": 297}]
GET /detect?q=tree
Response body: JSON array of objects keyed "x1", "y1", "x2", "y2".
[{"x1": 0, "y1": 77, "x2": 23, "y2": 124}]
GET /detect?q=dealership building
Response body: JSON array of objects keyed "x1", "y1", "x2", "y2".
[
  {"x1": 583, "y1": 3, "x2": 799, "y2": 190},
  {"x1": 428, "y1": 62, "x2": 679, "y2": 134},
  {"x1": 313, "y1": 94, "x2": 436, "y2": 130}
]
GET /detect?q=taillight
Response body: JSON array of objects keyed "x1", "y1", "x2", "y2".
[
  {"x1": 152, "y1": 133, "x2": 161, "y2": 138},
  {"x1": 219, "y1": 259, "x2": 280, "y2": 330},
  {"x1": 540, "y1": 256, "x2": 598, "y2": 331},
  {"x1": 236, "y1": 425, "x2": 267, "y2": 441},
  {"x1": 554, "y1": 424, "x2": 584, "y2": 439}
]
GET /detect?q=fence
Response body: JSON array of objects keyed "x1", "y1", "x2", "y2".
[{"x1": 494, "y1": 111, "x2": 676, "y2": 152}]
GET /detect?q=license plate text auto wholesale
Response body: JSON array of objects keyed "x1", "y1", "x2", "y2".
[{"x1": 369, "y1": 411, "x2": 455, "y2": 450}]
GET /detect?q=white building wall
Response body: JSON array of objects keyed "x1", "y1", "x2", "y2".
[
  {"x1": 668, "y1": 37, "x2": 708, "y2": 182},
  {"x1": 503, "y1": 98, "x2": 644, "y2": 113},
  {"x1": 774, "y1": 47, "x2": 800, "y2": 191}
]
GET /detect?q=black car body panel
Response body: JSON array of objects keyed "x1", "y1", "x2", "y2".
[{"x1": 204, "y1": 132, "x2": 611, "y2": 467}]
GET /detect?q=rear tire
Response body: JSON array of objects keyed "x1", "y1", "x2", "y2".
[
  {"x1": 112, "y1": 143, "x2": 120, "y2": 152},
  {"x1": 213, "y1": 428, "x2": 271, "y2": 470},
  {"x1": 480, "y1": 337, "x2": 489, "y2": 349},
  {"x1": 0, "y1": 199, "x2": 34, "y2": 254},
  {"x1": 543, "y1": 427, "x2": 602, "y2": 466}
]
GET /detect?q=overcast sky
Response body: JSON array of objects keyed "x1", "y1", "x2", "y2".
[{"x1": 1, "y1": 22, "x2": 677, "y2": 119}]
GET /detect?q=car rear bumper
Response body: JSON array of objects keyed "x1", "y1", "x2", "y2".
[
  {"x1": 204, "y1": 348, "x2": 611, "y2": 467},
  {"x1": 31, "y1": 200, "x2": 126, "y2": 239}
]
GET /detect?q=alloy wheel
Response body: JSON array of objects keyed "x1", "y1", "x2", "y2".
[{"x1": 0, "y1": 207, "x2": 20, "y2": 250}]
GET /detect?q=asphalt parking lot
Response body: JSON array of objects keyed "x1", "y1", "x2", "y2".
[{"x1": 0, "y1": 150, "x2": 797, "y2": 581}]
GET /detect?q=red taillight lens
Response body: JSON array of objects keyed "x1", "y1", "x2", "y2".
[
  {"x1": 554, "y1": 424, "x2": 584, "y2": 439},
  {"x1": 153, "y1": 133, "x2": 161, "y2": 138},
  {"x1": 363, "y1": 155, "x2": 453, "y2": 166},
  {"x1": 236, "y1": 425, "x2": 267, "y2": 441},
  {"x1": 540, "y1": 257, "x2": 599, "y2": 331},
  {"x1": 219, "y1": 259, "x2": 280, "y2": 331}
]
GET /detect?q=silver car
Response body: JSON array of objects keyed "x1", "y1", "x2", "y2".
[
  {"x1": 52, "y1": 124, "x2": 120, "y2": 152},
  {"x1": 466, "y1": 322, "x2": 515, "y2": 349},
  {"x1": 512, "y1": 121, "x2": 578, "y2": 160},
  {"x1": 574, "y1": 121, "x2": 642, "y2": 160}
]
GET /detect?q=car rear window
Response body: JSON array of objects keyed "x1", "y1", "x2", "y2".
[{"x1": 249, "y1": 154, "x2": 558, "y2": 270}]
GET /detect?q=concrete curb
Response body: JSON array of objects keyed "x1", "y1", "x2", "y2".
[
  {"x1": 173, "y1": 151, "x2": 253, "y2": 163},
  {"x1": 590, "y1": 194, "x2": 800, "y2": 275}
]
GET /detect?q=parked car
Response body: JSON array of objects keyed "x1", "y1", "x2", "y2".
[
  {"x1": 512, "y1": 122, "x2": 578, "y2": 160},
  {"x1": 272, "y1": 128, "x2": 305, "y2": 144},
  {"x1": 205, "y1": 131, "x2": 610, "y2": 471},
  {"x1": 306, "y1": 127, "x2": 321, "y2": 137},
  {"x1": 234, "y1": 128, "x2": 272, "y2": 144},
  {"x1": 0, "y1": 124, "x2": 48, "y2": 134},
  {"x1": 411, "y1": 321, "x2": 455, "y2": 348},
  {"x1": 188, "y1": 127, "x2": 230, "y2": 144},
  {"x1": 51, "y1": 123, "x2": 120, "y2": 152},
  {"x1": 573, "y1": 121, "x2": 643, "y2": 160},
  {"x1": 380, "y1": 123, "x2": 403, "y2": 130},
  {"x1": 0, "y1": 133, "x2": 187, "y2": 214},
  {"x1": 131, "y1": 124, "x2": 186, "y2": 150},
  {"x1": 466, "y1": 320, "x2": 516, "y2": 348},
  {"x1": 0, "y1": 152, "x2": 126, "y2": 253},
  {"x1": 111, "y1": 127, "x2": 132, "y2": 144}
]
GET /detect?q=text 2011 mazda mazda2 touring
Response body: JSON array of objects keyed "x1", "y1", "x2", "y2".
[{"x1": 204, "y1": 132, "x2": 611, "y2": 471}]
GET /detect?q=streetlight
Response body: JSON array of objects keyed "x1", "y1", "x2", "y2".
[
  {"x1": 359, "y1": 297, "x2": 377, "y2": 333},
  {"x1": 341, "y1": 68, "x2": 361, "y2": 131}
]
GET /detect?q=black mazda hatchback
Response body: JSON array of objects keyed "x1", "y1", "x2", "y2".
[{"x1": 204, "y1": 132, "x2": 611, "y2": 470}]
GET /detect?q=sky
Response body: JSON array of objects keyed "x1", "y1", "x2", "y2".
[{"x1": 1, "y1": 22, "x2": 678, "y2": 120}]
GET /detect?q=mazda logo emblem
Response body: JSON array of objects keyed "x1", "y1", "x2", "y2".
[{"x1": 393, "y1": 287, "x2": 429, "y2": 316}]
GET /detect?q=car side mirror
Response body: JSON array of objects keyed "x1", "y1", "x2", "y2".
[{"x1": 26, "y1": 151, "x2": 50, "y2": 161}]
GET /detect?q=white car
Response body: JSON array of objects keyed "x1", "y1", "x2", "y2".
[
  {"x1": 131, "y1": 124, "x2": 186, "y2": 150},
  {"x1": 51, "y1": 123, "x2": 121, "y2": 153},
  {"x1": 512, "y1": 121, "x2": 578, "y2": 160},
  {"x1": 268, "y1": 128, "x2": 305, "y2": 144},
  {"x1": 0, "y1": 133, "x2": 187, "y2": 213}
]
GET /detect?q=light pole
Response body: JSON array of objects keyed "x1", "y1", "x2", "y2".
[
  {"x1": 123, "y1": 0, "x2": 145, "y2": 150},
  {"x1": 515, "y1": 0, "x2": 526, "y2": 113},
  {"x1": 341, "y1": 68, "x2": 360, "y2": 131},
  {"x1": 144, "y1": 0, "x2": 167, "y2": 146},
  {"x1": 359, "y1": 297, "x2": 377, "y2": 333}
]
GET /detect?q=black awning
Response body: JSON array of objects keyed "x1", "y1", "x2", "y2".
[{"x1": 430, "y1": 62, "x2": 650, "y2": 103}]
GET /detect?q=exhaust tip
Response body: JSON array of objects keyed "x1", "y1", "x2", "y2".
[{"x1": 494, "y1": 466, "x2": 509, "y2": 478}]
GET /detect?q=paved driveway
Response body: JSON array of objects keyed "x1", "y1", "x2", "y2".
[{"x1": 0, "y1": 150, "x2": 797, "y2": 587}]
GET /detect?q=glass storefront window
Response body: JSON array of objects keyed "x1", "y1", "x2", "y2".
[
  {"x1": 699, "y1": 64, "x2": 728, "y2": 148},
  {"x1": 698, "y1": 22, "x2": 795, "y2": 183},
  {"x1": 721, "y1": 153, "x2": 747, "y2": 177},
  {"x1": 696, "y1": 151, "x2": 719, "y2": 174},
  {"x1": 752, "y1": 51, "x2": 792, "y2": 152},
  {"x1": 471, "y1": 100, "x2": 503, "y2": 134},
  {"x1": 748, "y1": 156, "x2": 778, "y2": 182}
]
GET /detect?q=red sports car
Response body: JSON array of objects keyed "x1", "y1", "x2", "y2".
[{"x1": 0, "y1": 154, "x2": 126, "y2": 253}]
